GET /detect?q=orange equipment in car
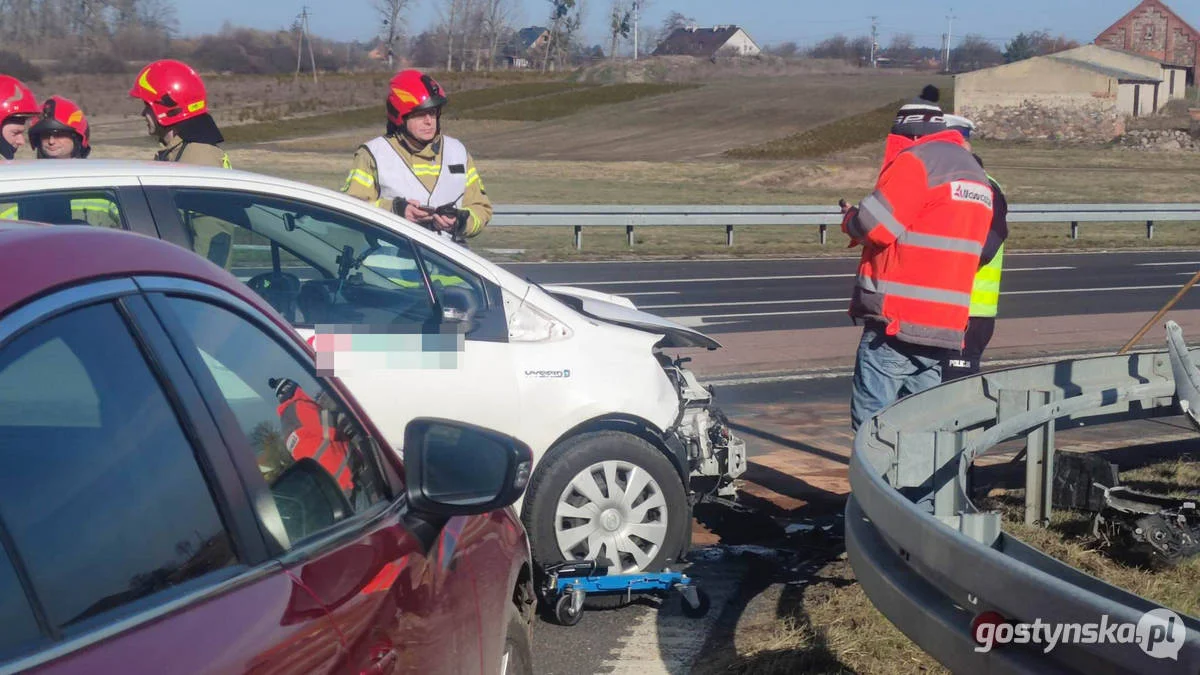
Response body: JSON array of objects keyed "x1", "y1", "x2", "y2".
[{"x1": 271, "y1": 377, "x2": 354, "y2": 492}]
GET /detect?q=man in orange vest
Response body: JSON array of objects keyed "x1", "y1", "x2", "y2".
[
  {"x1": 842, "y1": 87, "x2": 995, "y2": 431},
  {"x1": 270, "y1": 377, "x2": 355, "y2": 493}
]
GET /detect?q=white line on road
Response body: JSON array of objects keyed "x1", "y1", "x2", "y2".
[
  {"x1": 1140, "y1": 261, "x2": 1200, "y2": 267},
  {"x1": 571, "y1": 267, "x2": 1075, "y2": 287},
  {"x1": 706, "y1": 350, "x2": 1126, "y2": 386},
  {"x1": 645, "y1": 282, "x2": 1171, "y2": 313}
]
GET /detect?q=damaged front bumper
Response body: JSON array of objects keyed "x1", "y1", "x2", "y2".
[{"x1": 658, "y1": 354, "x2": 748, "y2": 501}]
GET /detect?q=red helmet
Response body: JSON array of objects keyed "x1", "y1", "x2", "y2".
[
  {"x1": 129, "y1": 59, "x2": 208, "y2": 126},
  {"x1": 0, "y1": 75, "x2": 38, "y2": 126},
  {"x1": 386, "y1": 69, "x2": 448, "y2": 126},
  {"x1": 29, "y1": 96, "x2": 90, "y2": 158}
]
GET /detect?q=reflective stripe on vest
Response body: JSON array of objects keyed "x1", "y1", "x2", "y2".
[
  {"x1": 365, "y1": 135, "x2": 469, "y2": 209},
  {"x1": 970, "y1": 243, "x2": 1004, "y2": 318}
]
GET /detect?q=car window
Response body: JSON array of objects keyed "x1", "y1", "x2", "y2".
[
  {"x1": 416, "y1": 244, "x2": 488, "y2": 311},
  {"x1": 0, "y1": 189, "x2": 123, "y2": 229},
  {"x1": 160, "y1": 297, "x2": 390, "y2": 546},
  {"x1": 167, "y1": 189, "x2": 439, "y2": 330},
  {"x1": 0, "y1": 302, "x2": 237, "y2": 636}
]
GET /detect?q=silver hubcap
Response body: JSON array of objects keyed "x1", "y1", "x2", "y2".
[{"x1": 554, "y1": 460, "x2": 669, "y2": 573}]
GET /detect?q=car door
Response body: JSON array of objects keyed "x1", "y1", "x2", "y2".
[
  {"x1": 0, "y1": 283, "x2": 343, "y2": 674},
  {"x1": 0, "y1": 183, "x2": 156, "y2": 236},
  {"x1": 142, "y1": 185, "x2": 522, "y2": 453},
  {"x1": 140, "y1": 280, "x2": 481, "y2": 674}
]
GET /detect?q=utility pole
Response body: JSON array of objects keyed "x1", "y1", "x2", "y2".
[
  {"x1": 869, "y1": 15, "x2": 878, "y2": 68},
  {"x1": 295, "y1": 6, "x2": 318, "y2": 85},
  {"x1": 944, "y1": 9, "x2": 957, "y2": 72},
  {"x1": 632, "y1": 0, "x2": 640, "y2": 60}
]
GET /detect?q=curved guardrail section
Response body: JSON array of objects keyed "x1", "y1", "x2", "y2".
[{"x1": 846, "y1": 321, "x2": 1200, "y2": 674}]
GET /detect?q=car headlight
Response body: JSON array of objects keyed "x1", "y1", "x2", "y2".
[{"x1": 504, "y1": 288, "x2": 572, "y2": 343}]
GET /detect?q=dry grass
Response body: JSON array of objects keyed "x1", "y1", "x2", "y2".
[
  {"x1": 456, "y1": 82, "x2": 699, "y2": 121},
  {"x1": 982, "y1": 454, "x2": 1200, "y2": 619}
]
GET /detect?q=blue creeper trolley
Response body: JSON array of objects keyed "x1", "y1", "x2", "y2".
[{"x1": 540, "y1": 560, "x2": 711, "y2": 626}]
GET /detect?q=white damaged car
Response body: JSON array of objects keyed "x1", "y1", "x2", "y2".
[{"x1": 0, "y1": 160, "x2": 747, "y2": 574}]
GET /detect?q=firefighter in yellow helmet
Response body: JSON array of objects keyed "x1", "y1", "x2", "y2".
[{"x1": 341, "y1": 70, "x2": 492, "y2": 247}]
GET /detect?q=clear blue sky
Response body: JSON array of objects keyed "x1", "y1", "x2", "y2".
[{"x1": 177, "y1": 0, "x2": 1197, "y2": 51}]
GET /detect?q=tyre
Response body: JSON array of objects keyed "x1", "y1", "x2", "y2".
[
  {"x1": 500, "y1": 603, "x2": 534, "y2": 675},
  {"x1": 522, "y1": 430, "x2": 691, "y2": 579}
]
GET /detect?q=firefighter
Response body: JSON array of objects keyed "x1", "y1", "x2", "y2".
[
  {"x1": 21, "y1": 96, "x2": 121, "y2": 228},
  {"x1": 128, "y1": 59, "x2": 231, "y2": 168},
  {"x1": 129, "y1": 59, "x2": 235, "y2": 269},
  {"x1": 28, "y1": 95, "x2": 91, "y2": 159},
  {"x1": 941, "y1": 114, "x2": 1010, "y2": 382},
  {"x1": 341, "y1": 69, "x2": 492, "y2": 246},
  {"x1": 0, "y1": 75, "x2": 38, "y2": 161},
  {"x1": 270, "y1": 377, "x2": 356, "y2": 494},
  {"x1": 842, "y1": 88, "x2": 994, "y2": 432}
]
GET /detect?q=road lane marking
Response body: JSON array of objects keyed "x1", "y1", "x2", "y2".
[
  {"x1": 1141, "y1": 261, "x2": 1200, "y2": 267},
  {"x1": 565, "y1": 267, "x2": 1075, "y2": 287},
  {"x1": 645, "y1": 281, "x2": 1165, "y2": 312},
  {"x1": 643, "y1": 298, "x2": 845, "y2": 309}
]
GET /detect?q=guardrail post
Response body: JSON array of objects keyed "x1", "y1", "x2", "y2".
[
  {"x1": 574, "y1": 225, "x2": 582, "y2": 250},
  {"x1": 1025, "y1": 390, "x2": 1056, "y2": 527},
  {"x1": 1147, "y1": 220, "x2": 1155, "y2": 240},
  {"x1": 934, "y1": 431, "x2": 965, "y2": 518},
  {"x1": 820, "y1": 224, "x2": 828, "y2": 245},
  {"x1": 1070, "y1": 221, "x2": 1079, "y2": 240},
  {"x1": 726, "y1": 224, "x2": 734, "y2": 247},
  {"x1": 626, "y1": 225, "x2": 634, "y2": 247}
]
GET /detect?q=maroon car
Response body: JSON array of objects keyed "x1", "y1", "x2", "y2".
[{"x1": 0, "y1": 223, "x2": 536, "y2": 674}]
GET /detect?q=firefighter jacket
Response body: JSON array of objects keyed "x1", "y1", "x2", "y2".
[
  {"x1": 970, "y1": 173, "x2": 1009, "y2": 318},
  {"x1": 157, "y1": 137, "x2": 236, "y2": 271},
  {"x1": 843, "y1": 130, "x2": 994, "y2": 350},
  {"x1": 0, "y1": 197, "x2": 121, "y2": 228},
  {"x1": 276, "y1": 383, "x2": 355, "y2": 493},
  {"x1": 341, "y1": 133, "x2": 492, "y2": 239}
]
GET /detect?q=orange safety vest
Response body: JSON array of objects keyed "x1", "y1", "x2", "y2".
[
  {"x1": 277, "y1": 384, "x2": 354, "y2": 492},
  {"x1": 844, "y1": 130, "x2": 994, "y2": 350}
]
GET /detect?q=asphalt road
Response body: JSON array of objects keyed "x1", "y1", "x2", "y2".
[{"x1": 506, "y1": 250, "x2": 1200, "y2": 334}]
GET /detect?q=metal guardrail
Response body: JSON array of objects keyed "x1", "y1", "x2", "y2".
[
  {"x1": 489, "y1": 204, "x2": 1200, "y2": 249},
  {"x1": 845, "y1": 321, "x2": 1200, "y2": 674}
]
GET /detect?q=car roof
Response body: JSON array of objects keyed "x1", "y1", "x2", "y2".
[
  {"x1": 0, "y1": 158, "x2": 304, "y2": 186},
  {"x1": 0, "y1": 221, "x2": 282, "y2": 326}
]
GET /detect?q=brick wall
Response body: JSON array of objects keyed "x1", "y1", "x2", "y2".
[{"x1": 1097, "y1": 0, "x2": 1199, "y2": 68}]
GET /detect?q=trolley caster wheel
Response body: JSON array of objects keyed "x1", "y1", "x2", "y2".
[
  {"x1": 555, "y1": 592, "x2": 584, "y2": 626},
  {"x1": 680, "y1": 586, "x2": 711, "y2": 619}
]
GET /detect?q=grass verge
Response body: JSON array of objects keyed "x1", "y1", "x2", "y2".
[
  {"x1": 983, "y1": 455, "x2": 1200, "y2": 619},
  {"x1": 456, "y1": 83, "x2": 701, "y2": 121},
  {"x1": 222, "y1": 81, "x2": 586, "y2": 144},
  {"x1": 725, "y1": 90, "x2": 956, "y2": 160}
]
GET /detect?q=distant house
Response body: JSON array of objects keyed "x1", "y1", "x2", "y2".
[
  {"x1": 1095, "y1": 0, "x2": 1199, "y2": 82},
  {"x1": 503, "y1": 26, "x2": 551, "y2": 68},
  {"x1": 652, "y1": 25, "x2": 761, "y2": 58}
]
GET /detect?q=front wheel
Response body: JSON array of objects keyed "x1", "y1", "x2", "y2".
[{"x1": 522, "y1": 431, "x2": 691, "y2": 577}]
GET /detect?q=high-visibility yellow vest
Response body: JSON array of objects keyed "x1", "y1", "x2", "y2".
[
  {"x1": 969, "y1": 173, "x2": 1004, "y2": 318},
  {"x1": 970, "y1": 243, "x2": 1003, "y2": 318}
]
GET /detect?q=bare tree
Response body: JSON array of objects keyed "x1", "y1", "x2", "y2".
[
  {"x1": 608, "y1": 0, "x2": 631, "y2": 60},
  {"x1": 480, "y1": 0, "x2": 514, "y2": 70},
  {"x1": 376, "y1": 0, "x2": 414, "y2": 67}
]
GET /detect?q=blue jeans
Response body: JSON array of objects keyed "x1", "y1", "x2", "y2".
[{"x1": 850, "y1": 322, "x2": 947, "y2": 432}]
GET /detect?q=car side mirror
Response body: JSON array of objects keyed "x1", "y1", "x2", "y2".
[
  {"x1": 269, "y1": 458, "x2": 353, "y2": 546},
  {"x1": 439, "y1": 286, "x2": 478, "y2": 324},
  {"x1": 403, "y1": 418, "x2": 533, "y2": 518}
]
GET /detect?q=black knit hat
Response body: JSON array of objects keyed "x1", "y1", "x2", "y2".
[{"x1": 891, "y1": 85, "x2": 946, "y2": 138}]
